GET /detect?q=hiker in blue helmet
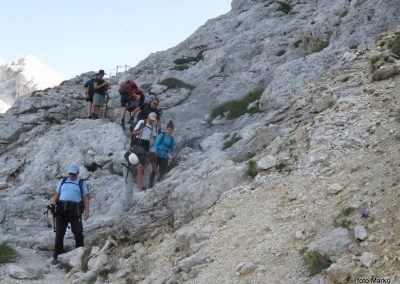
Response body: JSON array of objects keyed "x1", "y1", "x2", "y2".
[
  {"x1": 149, "y1": 120, "x2": 177, "y2": 188},
  {"x1": 49, "y1": 163, "x2": 90, "y2": 265}
]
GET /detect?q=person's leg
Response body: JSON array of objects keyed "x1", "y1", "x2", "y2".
[
  {"x1": 123, "y1": 166, "x2": 134, "y2": 210},
  {"x1": 149, "y1": 156, "x2": 159, "y2": 188},
  {"x1": 136, "y1": 164, "x2": 145, "y2": 189},
  {"x1": 54, "y1": 215, "x2": 69, "y2": 259},
  {"x1": 158, "y1": 158, "x2": 168, "y2": 179},
  {"x1": 70, "y1": 216, "x2": 84, "y2": 248}
]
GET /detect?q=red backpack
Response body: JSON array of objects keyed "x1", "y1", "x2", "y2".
[{"x1": 119, "y1": 80, "x2": 137, "y2": 96}]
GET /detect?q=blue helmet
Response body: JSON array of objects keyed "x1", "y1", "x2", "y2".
[{"x1": 68, "y1": 163, "x2": 80, "y2": 174}]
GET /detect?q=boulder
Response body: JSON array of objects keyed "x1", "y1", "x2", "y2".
[
  {"x1": 354, "y1": 225, "x2": 368, "y2": 241},
  {"x1": 307, "y1": 228, "x2": 352, "y2": 259},
  {"x1": 176, "y1": 253, "x2": 214, "y2": 273}
]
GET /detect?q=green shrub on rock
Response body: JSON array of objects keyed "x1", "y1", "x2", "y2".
[
  {"x1": 0, "y1": 243, "x2": 17, "y2": 264},
  {"x1": 210, "y1": 89, "x2": 263, "y2": 120}
]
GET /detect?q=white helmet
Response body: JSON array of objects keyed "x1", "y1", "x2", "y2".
[{"x1": 128, "y1": 153, "x2": 139, "y2": 165}]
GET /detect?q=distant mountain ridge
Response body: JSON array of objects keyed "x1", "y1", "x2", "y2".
[{"x1": 0, "y1": 54, "x2": 63, "y2": 113}]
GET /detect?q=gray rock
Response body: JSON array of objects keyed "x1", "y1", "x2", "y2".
[
  {"x1": 235, "y1": 261, "x2": 257, "y2": 276},
  {"x1": 57, "y1": 247, "x2": 86, "y2": 271},
  {"x1": 7, "y1": 264, "x2": 31, "y2": 280},
  {"x1": 307, "y1": 228, "x2": 352, "y2": 259},
  {"x1": 256, "y1": 155, "x2": 277, "y2": 170},
  {"x1": 310, "y1": 274, "x2": 326, "y2": 284},
  {"x1": 176, "y1": 253, "x2": 214, "y2": 273},
  {"x1": 360, "y1": 252, "x2": 378, "y2": 267},
  {"x1": 354, "y1": 225, "x2": 368, "y2": 241}
]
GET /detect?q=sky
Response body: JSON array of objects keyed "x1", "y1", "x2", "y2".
[{"x1": 0, "y1": 0, "x2": 231, "y2": 79}]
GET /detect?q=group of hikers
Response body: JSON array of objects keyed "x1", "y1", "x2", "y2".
[{"x1": 49, "y1": 70, "x2": 177, "y2": 265}]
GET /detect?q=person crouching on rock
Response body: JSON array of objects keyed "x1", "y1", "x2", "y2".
[
  {"x1": 49, "y1": 163, "x2": 90, "y2": 265},
  {"x1": 123, "y1": 146, "x2": 147, "y2": 210},
  {"x1": 149, "y1": 120, "x2": 177, "y2": 188}
]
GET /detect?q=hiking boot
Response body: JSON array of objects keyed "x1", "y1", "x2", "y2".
[
  {"x1": 51, "y1": 258, "x2": 59, "y2": 265},
  {"x1": 140, "y1": 186, "x2": 147, "y2": 191},
  {"x1": 128, "y1": 117, "x2": 135, "y2": 124},
  {"x1": 90, "y1": 113, "x2": 96, "y2": 119},
  {"x1": 120, "y1": 119, "x2": 125, "y2": 126}
]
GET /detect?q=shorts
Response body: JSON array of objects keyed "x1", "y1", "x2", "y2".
[
  {"x1": 93, "y1": 93, "x2": 105, "y2": 107},
  {"x1": 86, "y1": 92, "x2": 94, "y2": 103},
  {"x1": 120, "y1": 95, "x2": 131, "y2": 108},
  {"x1": 136, "y1": 152, "x2": 146, "y2": 165}
]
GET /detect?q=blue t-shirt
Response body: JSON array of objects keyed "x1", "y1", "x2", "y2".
[
  {"x1": 56, "y1": 177, "x2": 89, "y2": 203},
  {"x1": 152, "y1": 133, "x2": 176, "y2": 158}
]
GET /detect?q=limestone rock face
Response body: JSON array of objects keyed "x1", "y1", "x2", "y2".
[{"x1": 1, "y1": 0, "x2": 400, "y2": 283}]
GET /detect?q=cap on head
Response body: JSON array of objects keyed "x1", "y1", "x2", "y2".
[
  {"x1": 128, "y1": 153, "x2": 139, "y2": 165},
  {"x1": 148, "y1": 112, "x2": 157, "y2": 121},
  {"x1": 166, "y1": 120, "x2": 174, "y2": 130},
  {"x1": 68, "y1": 163, "x2": 80, "y2": 174}
]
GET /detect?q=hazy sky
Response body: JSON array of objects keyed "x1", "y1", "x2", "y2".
[{"x1": 1, "y1": 0, "x2": 231, "y2": 79}]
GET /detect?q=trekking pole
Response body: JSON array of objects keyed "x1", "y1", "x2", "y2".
[{"x1": 104, "y1": 95, "x2": 109, "y2": 119}]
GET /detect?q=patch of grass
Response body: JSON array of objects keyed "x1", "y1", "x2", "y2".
[
  {"x1": 306, "y1": 42, "x2": 328, "y2": 55},
  {"x1": 305, "y1": 251, "x2": 332, "y2": 276},
  {"x1": 276, "y1": 49, "x2": 286, "y2": 56},
  {"x1": 247, "y1": 152, "x2": 256, "y2": 159},
  {"x1": 278, "y1": 2, "x2": 292, "y2": 14},
  {"x1": 210, "y1": 89, "x2": 263, "y2": 120},
  {"x1": 245, "y1": 160, "x2": 258, "y2": 179},
  {"x1": 159, "y1": 77, "x2": 195, "y2": 90},
  {"x1": 171, "y1": 64, "x2": 190, "y2": 71},
  {"x1": 43, "y1": 115, "x2": 57, "y2": 124},
  {"x1": 293, "y1": 39, "x2": 303, "y2": 48},
  {"x1": 333, "y1": 218, "x2": 351, "y2": 229},
  {"x1": 299, "y1": 247, "x2": 308, "y2": 256},
  {"x1": 99, "y1": 265, "x2": 117, "y2": 280},
  {"x1": 340, "y1": 207, "x2": 354, "y2": 217},
  {"x1": 173, "y1": 50, "x2": 205, "y2": 65},
  {"x1": 0, "y1": 244, "x2": 17, "y2": 264},
  {"x1": 372, "y1": 68, "x2": 400, "y2": 81},
  {"x1": 389, "y1": 34, "x2": 400, "y2": 56},
  {"x1": 222, "y1": 133, "x2": 242, "y2": 150}
]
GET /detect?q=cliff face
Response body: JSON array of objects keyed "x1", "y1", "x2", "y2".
[
  {"x1": 1, "y1": 1, "x2": 400, "y2": 283},
  {"x1": 0, "y1": 54, "x2": 63, "y2": 113}
]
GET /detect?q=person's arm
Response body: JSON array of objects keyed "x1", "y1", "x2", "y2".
[
  {"x1": 170, "y1": 137, "x2": 177, "y2": 158},
  {"x1": 152, "y1": 133, "x2": 162, "y2": 153},
  {"x1": 132, "y1": 120, "x2": 144, "y2": 136},
  {"x1": 82, "y1": 195, "x2": 90, "y2": 220},
  {"x1": 50, "y1": 192, "x2": 60, "y2": 206},
  {"x1": 94, "y1": 80, "x2": 108, "y2": 90},
  {"x1": 50, "y1": 180, "x2": 63, "y2": 205}
]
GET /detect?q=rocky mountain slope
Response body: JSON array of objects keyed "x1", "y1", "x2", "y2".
[
  {"x1": 0, "y1": 54, "x2": 64, "y2": 113},
  {"x1": 1, "y1": 0, "x2": 400, "y2": 283}
]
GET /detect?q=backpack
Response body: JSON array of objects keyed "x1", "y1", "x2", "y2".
[
  {"x1": 159, "y1": 132, "x2": 174, "y2": 148},
  {"x1": 119, "y1": 80, "x2": 137, "y2": 96}
]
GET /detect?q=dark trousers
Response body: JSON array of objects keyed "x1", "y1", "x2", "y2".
[
  {"x1": 149, "y1": 157, "x2": 168, "y2": 187},
  {"x1": 53, "y1": 214, "x2": 84, "y2": 259},
  {"x1": 131, "y1": 138, "x2": 150, "y2": 152}
]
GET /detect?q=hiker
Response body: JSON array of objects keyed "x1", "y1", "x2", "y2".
[
  {"x1": 127, "y1": 88, "x2": 145, "y2": 124},
  {"x1": 149, "y1": 120, "x2": 177, "y2": 188},
  {"x1": 83, "y1": 77, "x2": 95, "y2": 118},
  {"x1": 92, "y1": 69, "x2": 109, "y2": 119},
  {"x1": 123, "y1": 146, "x2": 147, "y2": 208},
  {"x1": 136, "y1": 98, "x2": 161, "y2": 133},
  {"x1": 131, "y1": 112, "x2": 157, "y2": 152},
  {"x1": 119, "y1": 80, "x2": 138, "y2": 126},
  {"x1": 49, "y1": 163, "x2": 90, "y2": 265}
]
